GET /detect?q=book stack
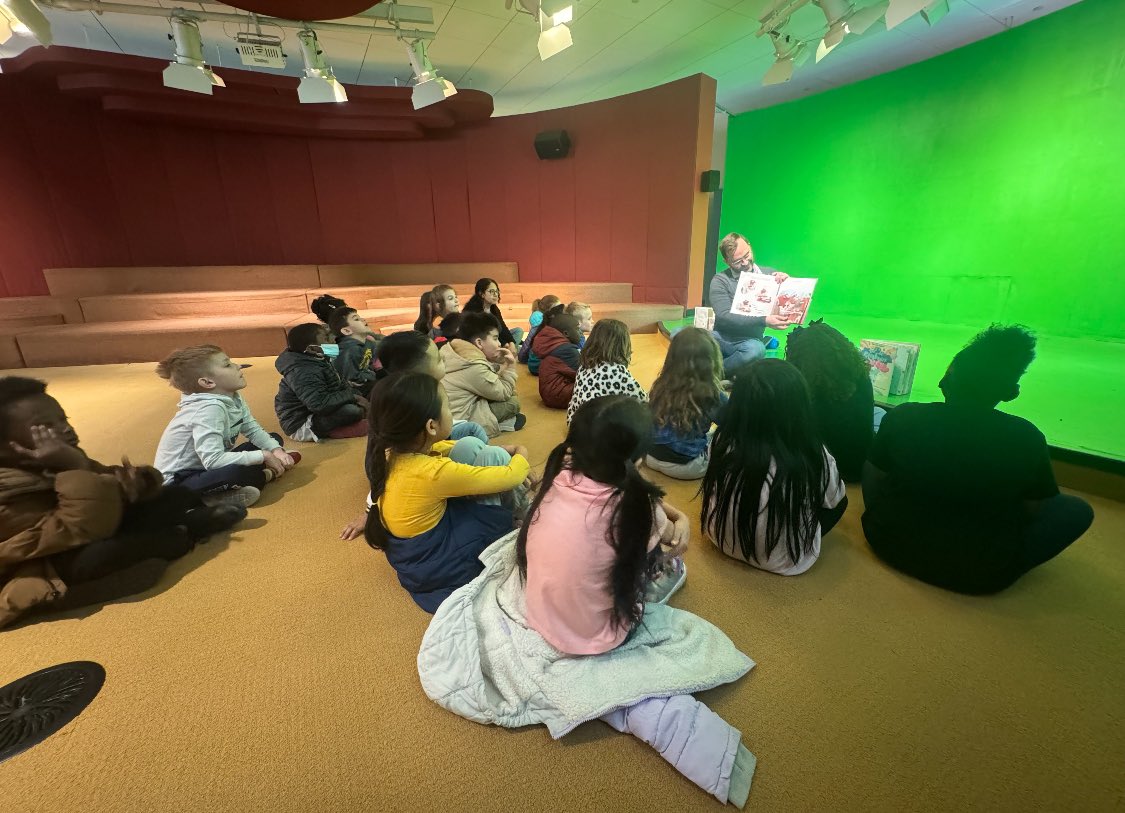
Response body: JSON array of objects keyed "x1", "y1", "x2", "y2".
[
  {"x1": 693, "y1": 307, "x2": 715, "y2": 331},
  {"x1": 860, "y1": 340, "x2": 921, "y2": 397}
]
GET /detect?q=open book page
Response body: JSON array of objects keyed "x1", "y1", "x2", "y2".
[
  {"x1": 730, "y1": 272, "x2": 779, "y2": 318},
  {"x1": 730, "y1": 272, "x2": 819, "y2": 324},
  {"x1": 776, "y1": 278, "x2": 817, "y2": 325}
]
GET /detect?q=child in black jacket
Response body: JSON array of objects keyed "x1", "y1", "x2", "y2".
[{"x1": 275, "y1": 324, "x2": 368, "y2": 442}]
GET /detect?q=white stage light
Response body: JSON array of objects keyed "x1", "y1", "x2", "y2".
[
  {"x1": 0, "y1": 0, "x2": 51, "y2": 46},
  {"x1": 814, "y1": 0, "x2": 887, "y2": 62},
  {"x1": 922, "y1": 0, "x2": 950, "y2": 26},
  {"x1": 404, "y1": 38, "x2": 457, "y2": 110},
  {"x1": 763, "y1": 30, "x2": 808, "y2": 86},
  {"x1": 537, "y1": 5, "x2": 573, "y2": 60},
  {"x1": 296, "y1": 29, "x2": 347, "y2": 103},
  {"x1": 162, "y1": 16, "x2": 224, "y2": 95},
  {"x1": 885, "y1": 0, "x2": 931, "y2": 29}
]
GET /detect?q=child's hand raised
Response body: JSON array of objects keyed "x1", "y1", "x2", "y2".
[{"x1": 9, "y1": 426, "x2": 90, "y2": 472}]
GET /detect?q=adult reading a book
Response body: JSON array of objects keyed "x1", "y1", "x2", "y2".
[
  {"x1": 710, "y1": 233, "x2": 791, "y2": 377},
  {"x1": 861, "y1": 324, "x2": 1094, "y2": 595}
]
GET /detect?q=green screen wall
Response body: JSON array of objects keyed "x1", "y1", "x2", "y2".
[{"x1": 721, "y1": 0, "x2": 1125, "y2": 342}]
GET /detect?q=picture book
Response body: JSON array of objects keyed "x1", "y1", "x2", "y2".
[
  {"x1": 730, "y1": 272, "x2": 818, "y2": 324},
  {"x1": 860, "y1": 339, "x2": 921, "y2": 397},
  {"x1": 693, "y1": 307, "x2": 715, "y2": 331}
]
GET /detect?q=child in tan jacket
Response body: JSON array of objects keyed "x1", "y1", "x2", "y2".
[{"x1": 439, "y1": 312, "x2": 525, "y2": 438}]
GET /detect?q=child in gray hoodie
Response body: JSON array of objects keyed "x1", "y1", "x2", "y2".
[{"x1": 155, "y1": 345, "x2": 299, "y2": 507}]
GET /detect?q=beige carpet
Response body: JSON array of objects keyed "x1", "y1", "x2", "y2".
[{"x1": 1, "y1": 334, "x2": 1122, "y2": 812}]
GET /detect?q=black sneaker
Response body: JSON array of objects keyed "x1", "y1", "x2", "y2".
[
  {"x1": 184, "y1": 504, "x2": 248, "y2": 542},
  {"x1": 513, "y1": 413, "x2": 527, "y2": 431}
]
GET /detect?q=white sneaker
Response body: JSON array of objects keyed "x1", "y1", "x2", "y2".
[{"x1": 202, "y1": 486, "x2": 261, "y2": 508}]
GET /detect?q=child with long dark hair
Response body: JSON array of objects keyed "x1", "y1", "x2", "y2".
[
  {"x1": 701, "y1": 359, "x2": 847, "y2": 575},
  {"x1": 414, "y1": 284, "x2": 460, "y2": 340},
  {"x1": 646, "y1": 327, "x2": 726, "y2": 480},
  {"x1": 785, "y1": 319, "x2": 874, "y2": 482},
  {"x1": 566, "y1": 319, "x2": 647, "y2": 424},
  {"x1": 519, "y1": 395, "x2": 690, "y2": 654},
  {"x1": 505, "y1": 395, "x2": 756, "y2": 806},
  {"x1": 310, "y1": 293, "x2": 348, "y2": 325},
  {"x1": 364, "y1": 372, "x2": 530, "y2": 612},
  {"x1": 463, "y1": 277, "x2": 521, "y2": 352}
]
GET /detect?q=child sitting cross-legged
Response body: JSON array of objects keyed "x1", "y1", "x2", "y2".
[
  {"x1": 155, "y1": 345, "x2": 299, "y2": 508},
  {"x1": 701, "y1": 359, "x2": 847, "y2": 575},
  {"x1": 337, "y1": 331, "x2": 491, "y2": 541},
  {"x1": 275, "y1": 323, "x2": 368, "y2": 442},
  {"x1": 441, "y1": 311, "x2": 525, "y2": 437},
  {"x1": 415, "y1": 395, "x2": 757, "y2": 808},
  {"x1": 364, "y1": 372, "x2": 531, "y2": 612},
  {"x1": 327, "y1": 306, "x2": 383, "y2": 397},
  {"x1": 646, "y1": 327, "x2": 727, "y2": 480},
  {"x1": 531, "y1": 310, "x2": 582, "y2": 410},
  {"x1": 0, "y1": 377, "x2": 246, "y2": 630},
  {"x1": 566, "y1": 318, "x2": 647, "y2": 424},
  {"x1": 518, "y1": 295, "x2": 561, "y2": 373}
]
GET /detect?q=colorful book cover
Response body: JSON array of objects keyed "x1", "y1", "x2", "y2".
[
  {"x1": 860, "y1": 340, "x2": 921, "y2": 397},
  {"x1": 693, "y1": 307, "x2": 715, "y2": 330},
  {"x1": 730, "y1": 272, "x2": 818, "y2": 324}
]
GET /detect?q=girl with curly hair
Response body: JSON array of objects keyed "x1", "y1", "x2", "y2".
[{"x1": 784, "y1": 319, "x2": 874, "y2": 482}]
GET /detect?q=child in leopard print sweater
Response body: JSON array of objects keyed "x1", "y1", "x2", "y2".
[{"x1": 566, "y1": 319, "x2": 647, "y2": 424}]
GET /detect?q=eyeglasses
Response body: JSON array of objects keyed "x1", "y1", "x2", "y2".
[{"x1": 729, "y1": 251, "x2": 753, "y2": 268}]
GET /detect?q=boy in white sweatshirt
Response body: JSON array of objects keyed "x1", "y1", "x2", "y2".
[{"x1": 154, "y1": 345, "x2": 299, "y2": 507}]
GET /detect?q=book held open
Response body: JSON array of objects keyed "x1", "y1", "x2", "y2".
[{"x1": 730, "y1": 272, "x2": 818, "y2": 324}]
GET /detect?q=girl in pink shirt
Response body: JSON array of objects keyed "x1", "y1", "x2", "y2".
[{"x1": 518, "y1": 395, "x2": 691, "y2": 656}]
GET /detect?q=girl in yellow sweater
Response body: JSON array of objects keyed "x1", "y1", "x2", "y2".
[{"x1": 364, "y1": 372, "x2": 530, "y2": 612}]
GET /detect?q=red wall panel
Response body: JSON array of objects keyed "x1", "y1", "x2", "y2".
[{"x1": 0, "y1": 73, "x2": 714, "y2": 304}]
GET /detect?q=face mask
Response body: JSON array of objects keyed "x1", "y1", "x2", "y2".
[{"x1": 319, "y1": 343, "x2": 340, "y2": 358}]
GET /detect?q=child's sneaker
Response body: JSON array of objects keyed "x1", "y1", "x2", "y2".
[
  {"x1": 184, "y1": 503, "x2": 249, "y2": 541},
  {"x1": 202, "y1": 485, "x2": 261, "y2": 508},
  {"x1": 644, "y1": 556, "x2": 686, "y2": 605},
  {"x1": 286, "y1": 450, "x2": 302, "y2": 465}
]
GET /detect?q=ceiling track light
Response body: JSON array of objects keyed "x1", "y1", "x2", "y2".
[
  {"x1": 505, "y1": 0, "x2": 574, "y2": 61},
  {"x1": 404, "y1": 37, "x2": 457, "y2": 110},
  {"x1": 885, "y1": 0, "x2": 932, "y2": 29},
  {"x1": 162, "y1": 16, "x2": 225, "y2": 95},
  {"x1": 296, "y1": 29, "x2": 347, "y2": 103},
  {"x1": 0, "y1": 0, "x2": 52, "y2": 46},
  {"x1": 762, "y1": 29, "x2": 810, "y2": 86},
  {"x1": 537, "y1": 4, "x2": 573, "y2": 61},
  {"x1": 814, "y1": 0, "x2": 887, "y2": 62}
]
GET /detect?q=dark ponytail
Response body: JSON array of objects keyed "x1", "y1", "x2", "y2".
[
  {"x1": 311, "y1": 294, "x2": 347, "y2": 324},
  {"x1": 364, "y1": 372, "x2": 444, "y2": 551},
  {"x1": 516, "y1": 394, "x2": 663, "y2": 630}
]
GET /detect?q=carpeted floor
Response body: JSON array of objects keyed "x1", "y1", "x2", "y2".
[{"x1": 1, "y1": 334, "x2": 1122, "y2": 812}]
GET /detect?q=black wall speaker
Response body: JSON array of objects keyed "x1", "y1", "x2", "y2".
[
  {"x1": 534, "y1": 129, "x2": 571, "y2": 160},
  {"x1": 700, "y1": 170, "x2": 721, "y2": 192}
]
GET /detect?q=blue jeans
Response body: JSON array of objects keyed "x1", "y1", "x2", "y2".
[
  {"x1": 450, "y1": 421, "x2": 489, "y2": 443},
  {"x1": 170, "y1": 433, "x2": 284, "y2": 494},
  {"x1": 713, "y1": 333, "x2": 765, "y2": 378},
  {"x1": 448, "y1": 436, "x2": 513, "y2": 507}
]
